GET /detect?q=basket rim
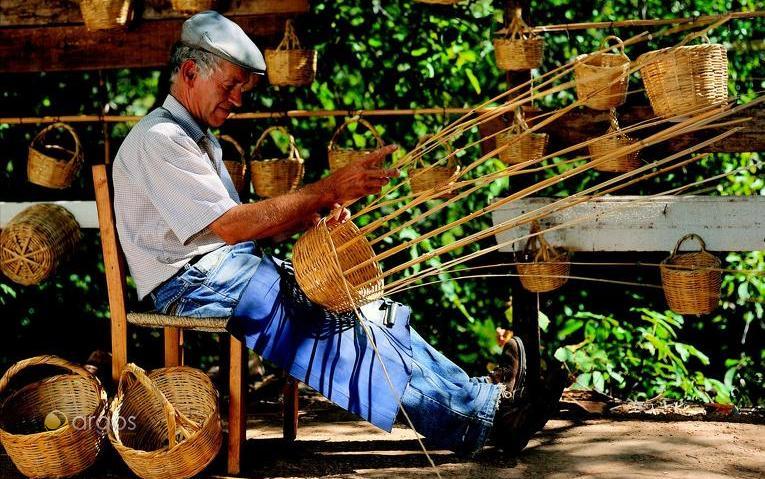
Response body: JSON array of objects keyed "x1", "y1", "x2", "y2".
[{"x1": 636, "y1": 41, "x2": 726, "y2": 62}]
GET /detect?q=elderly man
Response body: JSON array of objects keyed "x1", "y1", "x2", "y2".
[{"x1": 114, "y1": 11, "x2": 557, "y2": 457}]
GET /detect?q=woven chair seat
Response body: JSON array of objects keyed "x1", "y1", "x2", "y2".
[{"x1": 127, "y1": 312, "x2": 228, "y2": 332}]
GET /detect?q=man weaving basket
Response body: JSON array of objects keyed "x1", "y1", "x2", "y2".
[{"x1": 113, "y1": 11, "x2": 564, "y2": 456}]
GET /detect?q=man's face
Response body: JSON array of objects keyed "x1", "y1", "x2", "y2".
[{"x1": 188, "y1": 60, "x2": 258, "y2": 128}]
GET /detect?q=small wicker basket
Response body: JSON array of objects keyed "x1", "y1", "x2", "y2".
[
  {"x1": 265, "y1": 20, "x2": 317, "y2": 87},
  {"x1": 170, "y1": 0, "x2": 216, "y2": 13},
  {"x1": 0, "y1": 355, "x2": 107, "y2": 479},
  {"x1": 516, "y1": 223, "x2": 570, "y2": 293},
  {"x1": 0, "y1": 204, "x2": 81, "y2": 286},
  {"x1": 494, "y1": 9, "x2": 544, "y2": 71},
  {"x1": 496, "y1": 109, "x2": 548, "y2": 165},
  {"x1": 574, "y1": 35, "x2": 631, "y2": 111},
  {"x1": 293, "y1": 219, "x2": 383, "y2": 313},
  {"x1": 328, "y1": 117, "x2": 385, "y2": 173},
  {"x1": 79, "y1": 0, "x2": 133, "y2": 31},
  {"x1": 588, "y1": 109, "x2": 642, "y2": 173},
  {"x1": 218, "y1": 135, "x2": 247, "y2": 193},
  {"x1": 409, "y1": 135, "x2": 460, "y2": 196},
  {"x1": 660, "y1": 234, "x2": 721, "y2": 315},
  {"x1": 27, "y1": 123, "x2": 84, "y2": 190},
  {"x1": 250, "y1": 126, "x2": 304, "y2": 198},
  {"x1": 638, "y1": 33, "x2": 728, "y2": 119},
  {"x1": 108, "y1": 364, "x2": 222, "y2": 479}
]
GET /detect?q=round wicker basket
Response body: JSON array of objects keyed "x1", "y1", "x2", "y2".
[
  {"x1": 409, "y1": 135, "x2": 460, "y2": 196},
  {"x1": 574, "y1": 35, "x2": 631, "y2": 111},
  {"x1": 637, "y1": 34, "x2": 728, "y2": 119},
  {"x1": 27, "y1": 123, "x2": 84, "y2": 190},
  {"x1": 250, "y1": 126, "x2": 304, "y2": 198},
  {"x1": 496, "y1": 109, "x2": 548, "y2": 165},
  {"x1": 0, "y1": 355, "x2": 107, "y2": 479},
  {"x1": 170, "y1": 0, "x2": 216, "y2": 13},
  {"x1": 494, "y1": 10, "x2": 544, "y2": 71},
  {"x1": 328, "y1": 118, "x2": 385, "y2": 172},
  {"x1": 293, "y1": 219, "x2": 383, "y2": 313},
  {"x1": 660, "y1": 234, "x2": 721, "y2": 315},
  {"x1": 588, "y1": 109, "x2": 642, "y2": 173},
  {"x1": 218, "y1": 135, "x2": 247, "y2": 193},
  {"x1": 516, "y1": 223, "x2": 570, "y2": 293},
  {"x1": 79, "y1": 0, "x2": 133, "y2": 31},
  {"x1": 265, "y1": 20, "x2": 317, "y2": 87},
  {"x1": 0, "y1": 204, "x2": 81, "y2": 286},
  {"x1": 108, "y1": 364, "x2": 222, "y2": 479}
]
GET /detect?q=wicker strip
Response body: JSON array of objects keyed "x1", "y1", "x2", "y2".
[
  {"x1": 265, "y1": 20, "x2": 317, "y2": 87},
  {"x1": 250, "y1": 126, "x2": 304, "y2": 198},
  {"x1": 660, "y1": 233, "x2": 721, "y2": 315},
  {"x1": 588, "y1": 109, "x2": 642, "y2": 173},
  {"x1": 108, "y1": 364, "x2": 222, "y2": 479},
  {"x1": 27, "y1": 123, "x2": 84, "y2": 190},
  {"x1": 409, "y1": 135, "x2": 460, "y2": 196},
  {"x1": 574, "y1": 35, "x2": 631, "y2": 110},
  {"x1": 496, "y1": 109, "x2": 548, "y2": 165},
  {"x1": 170, "y1": 0, "x2": 216, "y2": 13},
  {"x1": 328, "y1": 117, "x2": 385, "y2": 172},
  {"x1": 218, "y1": 134, "x2": 247, "y2": 193},
  {"x1": 0, "y1": 356, "x2": 107, "y2": 479},
  {"x1": 79, "y1": 0, "x2": 133, "y2": 31},
  {"x1": 494, "y1": 10, "x2": 544, "y2": 71},
  {"x1": 0, "y1": 204, "x2": 81, "y2": 286},
  {"x1": 127, "y1": 312, "x2": 228, "y2": 333},
  {"x1": 516, "y1": 222, "x2": 570, "y2": 293}
]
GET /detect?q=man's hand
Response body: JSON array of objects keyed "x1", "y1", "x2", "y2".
[{"x1": 324, "y1": 144, "x2": 399, "y2": 203}]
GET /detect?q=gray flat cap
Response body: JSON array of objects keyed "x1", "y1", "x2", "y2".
[{"x1": 181, "y1": 11, "x2": 266, "y2": 74}]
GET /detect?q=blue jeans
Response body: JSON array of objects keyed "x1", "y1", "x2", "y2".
[{"x1": 151, "y1": 243, "x2": 500, "y2": 456}]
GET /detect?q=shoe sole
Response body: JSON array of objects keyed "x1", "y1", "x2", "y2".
[{"x1": 511, "y1": 336, "x2": 527, "y2": 397}]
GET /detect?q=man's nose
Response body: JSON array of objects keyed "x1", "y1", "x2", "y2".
[{"x1": 229, "y1": 87, "x2": 243, "y2": 107}]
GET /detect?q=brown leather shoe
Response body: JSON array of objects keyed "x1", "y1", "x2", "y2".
[{"x1": 488, "y1": 336, "x2": 527, "y2": 402}]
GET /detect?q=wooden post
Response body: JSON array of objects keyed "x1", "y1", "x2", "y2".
[
  {"x1": 227, "y1": 336, "x2": 247, "y2": 475},
  {"x1": 283, "y1": 378, "x2": 299, "y2": 442}
]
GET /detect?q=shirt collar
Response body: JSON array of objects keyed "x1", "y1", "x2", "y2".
[{"x1": 162, "y1": 95, "x2": 209, "y2": 144}]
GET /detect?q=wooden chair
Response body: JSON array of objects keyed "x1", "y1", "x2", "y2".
[{"x1": 92, "y1": 164, "x2": 299, "y2": 474}]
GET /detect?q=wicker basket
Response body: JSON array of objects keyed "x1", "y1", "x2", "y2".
[
  {"x1": 574, "y1": 35, "x2": 631, "y2": 110},
  {"x1": 218, "y1": 135, "x2": 247, "y2": 193},
  {"x1": 265, "y1": 20, "x2": 317, "y2": 87},
  {"x1": 494, "y1": 9, "x2": 544, "y2": 71},
  {"x1": 0, "y1": 356, "x2": 107, "y2": 479},
  {"x1": 27, "y1": 123, "x2": 84, "y2": 190},
  {"x1": 638, "y1": 33, "x2": 728, "y2": 119},
  {"x1": 409, "y1": 135, "x2": 460, "y2": 196},
  {"x1": 328, "y1": 118, "x2": 385, "y2": 173},
  {"x1": 588, "y1": 109, "x2": 642, "y2": 173},
  {"x1": 293, "y1": 219, "x2": 383, "y2": 313},
  {"x1": 660, "y1": 234, "x2": 721, "y2": 315},
  {"x1": 0, "y1": 204, "x2": 81, "y2": 286},
  {"x1": 516, "y1": 223, "x2": 570, "y2": 293},
  {"x1": 79, "y1": 0, "x2": 133, "y2": 31},
  {"x1": 108, "y1": 364, "x2": 222, "y2": 479},
  {"x1": 250, "y1": 126, "x2": 304, "y2": 198},
  {"x1": 170, "y1": 0, "x2": 216, "y2": 13},
  {"x1": 496, "y1": 109, "x2": 548, "y2": 165}
]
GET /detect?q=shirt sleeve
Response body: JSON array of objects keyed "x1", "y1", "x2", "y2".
[{"x1": 125, "y1": 122, "x2": 238, "y2": 245}]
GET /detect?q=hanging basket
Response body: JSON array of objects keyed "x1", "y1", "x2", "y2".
[
  {"x1": 79, "y1": 0, "x2": 133, "y2": 31},
  {"x1": 170, "y1": 0, "x2": 216, "y2": 13},
  {"x1": 250, "y1": 126, "x2": 304, "y2": 198},
  {"x1": 293, "y1": 219, "x2": 383, "y2": 313},
  {"x1": 0, "y1": 355, "x2": 107, "y2": 479},
  {"x1": 409, "y1": 135, "x2": 460, "y2": 196},
  {"x1": 574, "y1": 35, "x2": 631, "y2": 111},
  {"x1": 493, "y1": 10, "x2": 544, "y2": 71},
  {"x1": 588, "y1": 109, "x2": 642, "y2": 173},
  {"x1": 496, "y1": 109, "x2": 548, "y2": 165},
  {"x1": 328, "y1": 117, "x2": 385, "y2": 173},
  {"x1": 265, "y1": 20, "x2": 317, "y2": 87},
  {"x1": 108, "y1": 364, "x2": 222, "y2": 479},
  {"x1": 0, "y1": 204, "x2": 81, "y2": 286},
  {"x1": 660, "y1": 234, "x2": 721, "y2": 315},
  {"x1": 516, "y1": 223, "x2": 570, "y2": 293},
  {"x1": 638, "y1": 33, "x2": 728, "y2": 119},
  {"x1": 27, "y1": 123, "x2": 84, "y2": 190},
  {"x1": 218, "y1": 135, "x2": 247, "y2": 193}
]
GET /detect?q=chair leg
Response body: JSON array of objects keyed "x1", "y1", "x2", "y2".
[
  {"x1": 283, "y1": 377, "x2": 299, "y2": 442},
  {"x1": 164, "y1": 327, "x2": 183, "y2": 367},
  {"x1": 111, "y1": 314, "x2": 128, "y2": 384},
  {"x1": 227, "y1": 335, "x2": 246, "y2": 475}
]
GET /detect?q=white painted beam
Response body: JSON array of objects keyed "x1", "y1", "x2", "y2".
[{"x1": 0, "y1": 201, "x2": 98, "y2": 228}]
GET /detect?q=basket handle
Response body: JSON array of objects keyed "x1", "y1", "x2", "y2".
[
  {"x1": 414, "y1": 134, "x2": 457, "y2": 168},
  {"x1": 252, "y1": 126, "x2": 301, "y2": 162},
  {"x1": 218, "y1": 135, "x2": 246, "y2": 165},
  {"x1": 276, "y1": 19, "x2": 302, "y2": 51},
  {"x1": 523, "y1": 221, "x2": 555, "y2": 263},
  {"x1": 512, "y1": 107, "x2": 533, "y2": 133},
  {"x1": 504, "y1": 8, "x2": 536, "y2": 40},
  {"x1": 607, "y1": 108, "x2": 621, "y2": 132},
  {"x1": 31, "y1": 122, "x2": 82, "y2": 165},
  {"x1": 670, "y1": 233, "x2": 709, "y2": 257},
  {"x1": 598, "y1": 35, "x2": 628, "y2": 58},
  {"x1": 328, "y1": 117, "x2": 384, "y2": 152},
  {"x1": 0, "y1": 355, "x2": 94, "y2": 396}
]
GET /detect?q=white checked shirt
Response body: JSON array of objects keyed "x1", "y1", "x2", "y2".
[{"x1": 113, "y1": 95, "x2": 241, "y2": 299}]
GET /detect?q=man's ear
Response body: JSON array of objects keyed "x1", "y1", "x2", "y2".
[{"x1": 180, "y1": 60, "x2": 197, "y2": 86}]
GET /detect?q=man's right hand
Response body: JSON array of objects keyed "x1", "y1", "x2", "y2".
[{"x1": 324, "y1": 144, "x2": 399, "y2": 204}]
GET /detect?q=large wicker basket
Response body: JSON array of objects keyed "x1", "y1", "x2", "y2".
[
  {"x1": 638, "y1": 34, "x2": 728, "y2": 119},
  {"x1": 0, "y1": 356, "x2": 107, "y2": 479},
  {"x1": 494, "y1": 9, "x2": 544, "y2": 71},
  {"x1": 293, "y1": 219, "x2": 383, "y2": 313},
  {"x1": 250, "y1": 126, "x2": 304, "y2": 198},
  {"x1": 218, "y1": 134, "x2": 247, "y2": 193},
  {"x1": 27, "y1": 123, "x2": 84, "y2": 190},
  {"x1": 79, "y1": 0, "x2": 133, "y2": 31},
  {"x1": 108, "y1": 364, "x2": 222, "y2": 479},
  {"x1": 170, "y1": 0, "x2": 216, "y2": 13},
  {"x1": 265, "y1": 20, "x2": 317, "y2": 87},
  {"x1": 588, "y1": 109, "x2": 642, "y2": 173},
  {"x1": 409, "y1": 135, "x2": 460, "y2": 196},
  {"x1": 328, "y1": 117, "x2": 385, "y2": 173},
  {"x1": 574, "y1": 35, "x2": 631, "y2": 110},
  {"x1": 0, "y1": 204, "x2": 81, "y2": 286},
  {"x1": 516, "y1": 223, "x2": 570, "y2": 293},
  {"x1": 660, "y1": 234, "x2": 721, "y2": 315},
  {"x1": 496, "y1": 109, "x2": 548, "y2": 165}
]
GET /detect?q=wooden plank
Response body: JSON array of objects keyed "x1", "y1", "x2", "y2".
[
  {"x1": 227, "y1": 336, "x2": 246, "y2": 475},
  {"x1": 491, "y1": 195, "x2": 765, "y2": 252},
  {"x1": 1, "y1": 201, "x2": 97, "y2": 227}
]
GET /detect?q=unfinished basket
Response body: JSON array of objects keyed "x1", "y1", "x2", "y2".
[
  {"x1": 638, "y1": 33, "x2": 728, "y2": 119},
  {"x1": 494, "y1": 9, "x2": 544, "y2": 71},
  {"x1": 265, "y1": 19, "x2": 317, "y2": 87},
  {"x1": 574, "y1": 35, "x2": 631, "y2": 110},
  {"x1": 496, "y1": 109, "x2": 548, "y2": 165},
  {"x1": 409, "y1": 135, "x2": 460, "y2": 196},
  {"x1": 170, "y1": 0, "x2": 215, "y2": 13},
  {"x1": 0, "y1": 355, "x2": 107, "y2": 479},
  {"x1": 660, "y1": 233, "x2": 721, "y2": 315},
  {"x1": 588, "y1": 109, "x2": 642, "y2": 173},
  {"x1": 27, "y1": 123, "x2": 84, "y2": 190},
  {"x1": 218, "y1": 135, "x2": 247, "y2": 193},
  {"x1": 293, "y1": 219, "x2": 383, "y2": 313},
  {"x1": 516, "y1": 223, "x2": 570, "y2": 293},
  {"x1": 108, "y1": 364, "x2": 222, "y2": 479},
  {"x1": 0, "y1": 204, "x2": 81, "y2": 286},
  {"x1": 250, "y1": 126, "x2": 304, "y2": 198},
  {"x1": 328, "y1": 117, "x2": 385, "y2": 172}
]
